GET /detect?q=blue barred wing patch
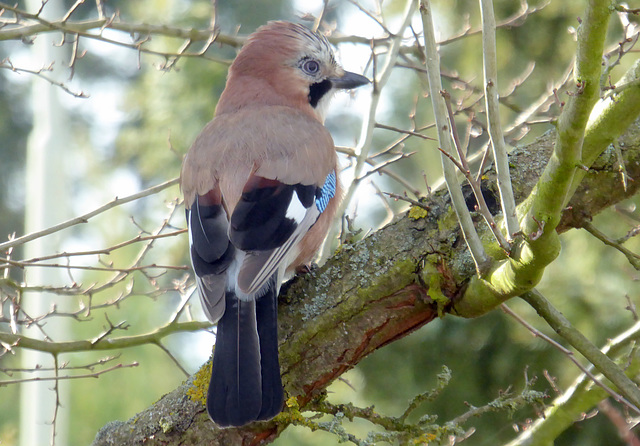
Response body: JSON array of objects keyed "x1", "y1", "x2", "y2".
[{"x1": 316, "y1": 171, "x2": 336, "y2": 213}]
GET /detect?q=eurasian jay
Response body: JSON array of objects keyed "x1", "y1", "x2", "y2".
[{"x1": 181, "y1": 21, "x2": 369, "y2": 427}]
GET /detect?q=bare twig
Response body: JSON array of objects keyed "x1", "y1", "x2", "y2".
[
  {"x1": 583, "y1": 222, "x2": 640, "y2": 270},
  {"x1": 479, "y1": 0, "x2": 519, "y2": 239},
  {"x1": 0, "y1": 58, "x2": 88, "y2": 97},
  {"x1": 0, "y1": 177, "x2": 179, "y2": 252},
  {"x1": 522, "y1": 289, "x2": 640, "y2": 411},
  {"x1": 419, "y1": 0, "x2": 488, "y2": 271},
  {"x1": 383, "y1": 191, "x2": 430, "y2": 211},
  {"x1": 501, "y1": 303, "x2": 640, "y2": 415},
  {"x1": 1, "y1": 229, "x2": 186, "y2": 267},
  {"x1": 0, "y1": 361, "x2": 139, "y2": 385},
  {"x1": 438, "y1": 0, "x2": 551, "y2": 46}
]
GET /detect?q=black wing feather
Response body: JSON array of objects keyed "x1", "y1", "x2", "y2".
[{"x1": 230, "y1": 181, "x2": 317, "y2": 251}]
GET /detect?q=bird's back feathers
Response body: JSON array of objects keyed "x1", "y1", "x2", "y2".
[{"x1": 181, "y1": 106, "x2": 336, "y2": 211}]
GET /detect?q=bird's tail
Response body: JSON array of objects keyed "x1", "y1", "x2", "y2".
[{"x1": 206, "y1": 284, "x2": 283, "y2": 427}]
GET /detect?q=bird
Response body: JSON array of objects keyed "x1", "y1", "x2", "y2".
[{"x1": 181, "y1": 20, "x2": 369, "y2": 427}]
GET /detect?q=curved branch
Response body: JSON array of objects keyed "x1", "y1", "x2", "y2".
[{"x1": 455, "y1": 0, "x2": 622, "y2": 317}]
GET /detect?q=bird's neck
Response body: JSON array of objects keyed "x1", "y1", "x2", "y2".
[{"x1": 215, "y1": 75, "x2": 320, "y2": 122}]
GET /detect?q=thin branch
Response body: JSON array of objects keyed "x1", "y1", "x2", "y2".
[
  {"x1": 1, "y1": 354, "x2": 123, "y2": 375},
  {"x1": 357, "y1": 151, "x2": 416, "y2": 182},
  {"x1": 0, "y1": 320, "x2": 211, "y2": 354},
  {"x1": 0, "y1": 58, "x2": 88, "y2": 97},
  {"x1": 501, "y1": 303, "x2": 640, "y2": 415},
  {"x1": 346, "y1": 0, "x2": 393, "y2": 37},
  {"x1": 383, "y1": 191, "x2": 430, "y2": 211},
  {"x1": 419, "y1": 0, "x2": 488, "y2": 271},
  {"x1": 153, "y1": 342, "x2": 190, "y2": 377},
  {"x1": 437, "y1": 0, "x2": 551, "y2": 46},
  {"x1": 51, "y1": 354, "x2": 60, "y2": 446},
  {"x1": 0, "y1": 177, "x2": 179, "y2": 252},
  {"x1": 1, "y1": 229, "x2": 186, "y2": 267},
  {"x1": 522, "y1": 289, "x2": 640, "y2": 410},
  {"x1": 0, "y1": 361, "x2": 139, "y2": 385},
  {"x1": 583, "y1": 222, "x2": 640, "y2": 270},
  {"x1": 374, "y1": 122, "x2": 435, "y2": 140},
  {"x1": 311, "y1": 0, "x2": 330, "y2": 33},
  {"x1": 2, "y1": 258, "x2": 188, "y2": 273},
  {"x1": 479, "y1": 0, "x2": 519, "y2": 239}
]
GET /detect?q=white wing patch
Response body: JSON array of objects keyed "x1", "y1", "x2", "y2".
[{"x1": 285, "y1": 192, "x2": 308, "y2": 224}]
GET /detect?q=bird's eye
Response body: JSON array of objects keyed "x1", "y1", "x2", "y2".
[{"x1": 302, "y1": 59, "x2": 320, "y2": 75}]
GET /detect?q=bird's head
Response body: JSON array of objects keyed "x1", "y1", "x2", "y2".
[{"x1": 217, "y1": 21, "x2": 369, "y2": 120}]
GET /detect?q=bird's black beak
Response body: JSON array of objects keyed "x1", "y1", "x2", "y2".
[{"x1": 330, "y1": 71, "x2": 370, "y2": 90}]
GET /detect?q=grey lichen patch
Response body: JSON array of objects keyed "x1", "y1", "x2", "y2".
[
  {"x1": 354, "y1": 257, "x2": 417, "y2": 302},
  {"x1": 450, "y1": 249, "x2": 476, "y2": 282},
  {"x1": 298, "y1": 276, "x2": 336, "y2": 321},
  {"x1": 159, "y1": 415, "x2": 175, "y2": 434},
  {"x1": 92, "y1": 421, "x2": 127, "y2": 445},
  {"x1": 92, "y1": 378, "x2": 205, "y2": 446}
]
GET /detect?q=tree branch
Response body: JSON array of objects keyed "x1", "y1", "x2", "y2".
[
  {"x1": 0, "y1": 178, "x2": 179, "y2": 252},
  {"x1": 0, "y1": 320, "x2": 210, "y2": 354},
  {"x1": 419, "y1": 0, "x2": 488, "y2": 270},
  {"x1": 91, "y1": 115, "x2": 640, "y2": 445},
  {"x1": 456, "y1": 1, "x2": 629, "y2": 317},
  {"x1": 507, "y1": 320, "x2": 640, "y2": 446},
  {"x1": 480, "y1": 0, "x2": 519, "y2": 238},
  {"x1": 521, "y1": 289, "x2": 640, "y2": 409}
]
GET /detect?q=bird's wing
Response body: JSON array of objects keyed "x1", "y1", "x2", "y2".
[
  {"x1": 186, "y1": 189, "x2": 233, "y2": 322},
  {"x1": 230, "y1": 171, "x2": 337, "y2": 296},
  {"x1": 182, "y1": 107, "x2": 338, "y2": 300}
]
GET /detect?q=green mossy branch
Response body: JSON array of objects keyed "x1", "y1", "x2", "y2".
[
  {"x1": 453, "y1": 0, "x2": 640, "y2": 318},
  {"x1": 523, "y1": 0, "x2": 611, "y2": 232},
  {"x1": 522, "y1": 290, "x2": 640, "y2": 408}
]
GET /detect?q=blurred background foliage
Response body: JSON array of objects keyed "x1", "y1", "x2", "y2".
[{"x1": 0, "y1": 0, "x2": 639, "y2": 445}]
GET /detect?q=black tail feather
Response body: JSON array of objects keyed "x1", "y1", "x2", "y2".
[
  {"x1": 255, "y1": 283, "x2": 284, "y2": 420},
  {"x1": 207, "y1": 292, "x2": 262, "y2": 427},
  {"x1": 206, "y1": 282, "x2": 284, "y2": 427}
]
